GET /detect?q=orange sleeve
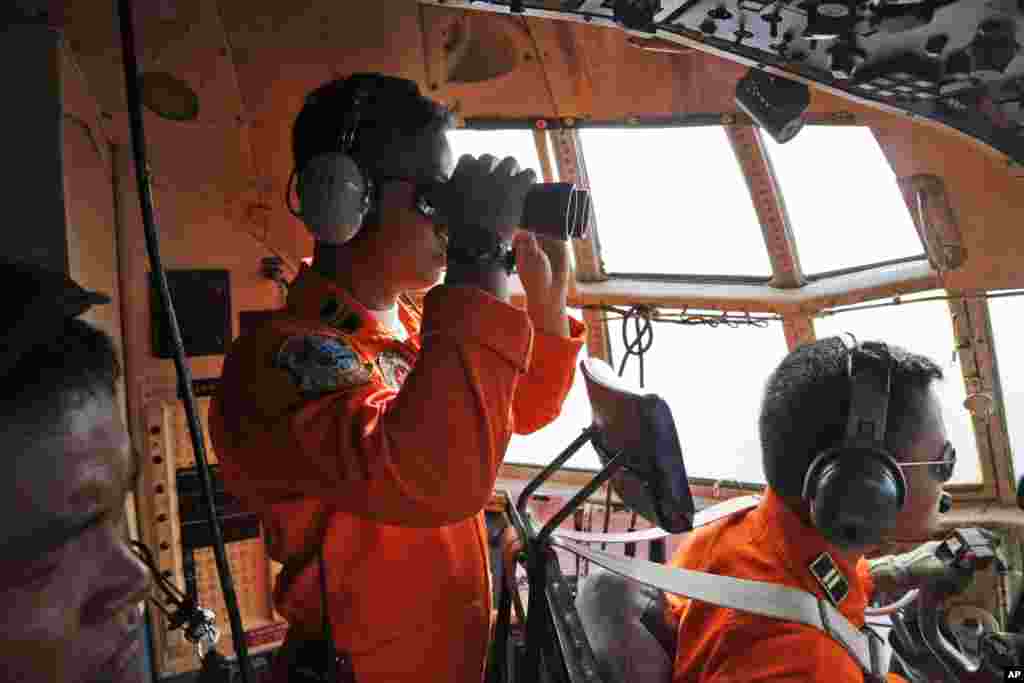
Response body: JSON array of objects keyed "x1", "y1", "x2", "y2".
[
  {"x1": 210, "y1": 286, "x2": 532, "y2": 528},
  {"x1": 700, "y1": 616, "x2": 877, "y2": 683},
  {"x1": 512, "y1": 315, "x2": 586, "y2": 435},
  {"x1": 856, "y1": 558, "x2": 875, "y2": 599}
]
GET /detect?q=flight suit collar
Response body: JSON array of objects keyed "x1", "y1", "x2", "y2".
[
  {"x1": 287, "y1": 264, "x2": 420, "y2": 345},
  {"x1": 750, "y1": 488, "x2": 870, "y2": 627}
]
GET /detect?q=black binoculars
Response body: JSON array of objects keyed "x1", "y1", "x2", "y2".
[
  {"x1": 424, "y1": 180, "x2": 591, "y2": 242},
  {"x1": 519, "y1": 182, "x2": 592, "y2": 241}
]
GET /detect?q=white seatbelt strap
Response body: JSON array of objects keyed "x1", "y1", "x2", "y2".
[
  {"x1": 552, "y1": 495, "x2": 763, "y2": 545},
  {"x1": 550, "y1": 498, "x2": 891, "y2": 681}
]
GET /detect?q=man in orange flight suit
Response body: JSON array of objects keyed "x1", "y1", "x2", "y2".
[
  {"x1": 209, "y1": 73, "x2": 585, "y2": 682},
  {"x1": 666, "y1": 338, "x2": 959, "y2": 682}
]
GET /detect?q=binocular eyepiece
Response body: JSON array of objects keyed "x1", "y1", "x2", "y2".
[
  {"x1": 520, "y1": 182, "x2": 592, "y2": 241},
  {"x1": 425, "y1": 181, "x2": 591, "y2": 242}
]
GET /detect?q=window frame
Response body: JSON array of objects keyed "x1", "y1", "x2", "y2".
[
  {"x1": 967, "y1": 292, "x2": 1019, "y2": 504},
  {"x1": 802, "y1": 255, "x2": 929, "y2": 282},
  {"x1": 459, "y1": 121, "x2": 1001, "y2": 504},
  {"x1": 577, "y1": 123, "x2": 777, "y2": 281},
  {"x1": 758, "y1": 123, "x2": 930, "y2": 279}
]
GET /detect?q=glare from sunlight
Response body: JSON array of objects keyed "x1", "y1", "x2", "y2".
[
  {"x1": 815, "y1": 292, "x2": 982, "y2": 484},
  {"x1": 763, "y1": 127, "x2": 926, "y2": 275},
  {"x1": 580, "y1": 127, "x2": 772, "y2": 277},
  {"x1": 985, "y1": 294, "x2": 1024, "y2": 483},
  {"x1": 607, "y1": 317, "x2": 790, "y2": 483},
  {"x1": 446, "y1": 128, "x2": 545, "y2": 179}
]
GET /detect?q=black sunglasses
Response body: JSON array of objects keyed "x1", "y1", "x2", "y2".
[
  {"x1": 377, "y1": 176, "x2": 440, "y2": 220},
  {"x1": 895, "y1": 440, "x2": 956, "y2": 483}
]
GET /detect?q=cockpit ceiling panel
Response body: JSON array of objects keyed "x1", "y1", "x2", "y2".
[{"x1": 426, "y1": 1, "x2": 1024, "y2": 164}]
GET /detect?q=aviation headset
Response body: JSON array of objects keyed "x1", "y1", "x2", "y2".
[
  {"x1": 287, "y1": 82, "x2": 374, "y2": 246},
  {"x1": 287, "y1": 74, "x2": 449, "y2": 246},
  {"x1": 802, "y1": 339, "x2": 909, "y2": 550}
]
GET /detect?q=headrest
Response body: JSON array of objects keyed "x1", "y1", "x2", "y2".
[{"x1": 581, "y1": 358, "x2": 695, "y2": 534}]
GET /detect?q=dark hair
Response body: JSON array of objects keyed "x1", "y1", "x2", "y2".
[
  {"x1": 759, "y1": 336, "x2": 944, "y2": 498},
  {"x1": 292, "y1": 73, "x2": 453, "y2": 173},
  {"x1": 1, "y1": 317, "x2": 122, "y2": 441}
]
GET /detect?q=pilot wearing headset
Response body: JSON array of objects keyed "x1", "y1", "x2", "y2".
[
  {"x1": 0, "y1": 260, "x2": 151, "y2": 683},
  {"x1": 664, "y1": 337, "x2": 962, "y2": 682},
  {"x1": 209, "y1": 73, "x2": 586, "y2": 683}
]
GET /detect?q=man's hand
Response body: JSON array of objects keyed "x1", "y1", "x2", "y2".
[
  {"x1": 870, "y1": 541, "x2": 949, "y2": 597},
  {"x1": 515, "y1": 232, "x2": 571, "y2": 337},
  {"x1": 870, "y1": 529, "x2": 999, "y2": 599},
  {"x1": 436, "y1": 154, "x2": 536, "y2": 243},
  {"x1": 438, "y1": 154, "x2": 536, "y2": 301}
]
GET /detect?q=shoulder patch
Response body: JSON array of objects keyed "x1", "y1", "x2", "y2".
[{"x1": 275, "y1": 335, "x2": 372, "y2": 395}]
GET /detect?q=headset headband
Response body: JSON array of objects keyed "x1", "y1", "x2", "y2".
[
  {"x1": 845, "y1": 341, "x2": 893, "y2": 450},
  {"x1": 337, "y1": 87, "x2": 366, "y2": 154}
]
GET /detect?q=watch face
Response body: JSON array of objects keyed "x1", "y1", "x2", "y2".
[
  {"x1": 818, "y1": 2, "x2": 850, "y2": 17},
  {"x1": 446, "y1": 229, "x2": 515, "y2": 273}
]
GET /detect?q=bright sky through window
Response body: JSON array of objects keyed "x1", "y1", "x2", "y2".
[
  {"x1": 985, "y1": 294, "x2": 1024, "y2": 483},
  {"x1": 763, "y1": 127, "x2": 926, "y2": 275},
  {"x1": 815, "y1": 292, "x2": 982, "y2": 484},
  {"x1": 579, "y1": 127, "x2": 772, "y2": 277},
  {"x1": 503, "y1": 339, "x2": 602, "y2": 470},
  {"x1": 446, "y1": 129, "x2": 545, "y2": 179},
  {"x1": 608, "y1": 316, "x2": 789, "y2": 483}
]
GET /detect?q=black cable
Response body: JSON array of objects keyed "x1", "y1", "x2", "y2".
[
  {"x1": 131, "y1": 541, "x2": 192, "y2": 625},
  {"x1": 116, "y1": 2, "x2": 253, "y2": 681},
  {"x1": 585, "y1": 304, "x2": 779, "y2": 329},
  {"x1": 616, "y1": 305, "x2": 654, "y2": 385},
  {"x1": 585, "y1": 303, "x2": 781, "y2": 391}
]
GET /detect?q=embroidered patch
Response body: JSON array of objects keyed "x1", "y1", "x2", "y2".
[
  {"x1": 376, "y1": 349, "x2": 414, "y2": 391},
  {"x1": 809, "y1": 552, "x2": 850, "y2": 606},
  {"x1": 276, "y1": 335, "x2": 372, "y2": 394},
  {"x1": 320, "y1": 297, "x2": 362, "y2": 334}
]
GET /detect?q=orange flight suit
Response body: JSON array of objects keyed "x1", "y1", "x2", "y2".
[
  {"x1": 667, "y1": 488, "x2": 907, "y2": 683},
  {"x1": 209, "y1": 264, "x2": 585, "y2": 682}
]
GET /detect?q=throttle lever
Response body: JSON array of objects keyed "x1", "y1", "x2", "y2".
[
  {"x1": 919, "y1": 589, "x2": 982, "y2": 680},
  {"x1": 979, "y1": 632, "x2": 1024, "y2": 674},
  {"x1": 899, "y1": 528, "x2": 1002, "y2": 679}
]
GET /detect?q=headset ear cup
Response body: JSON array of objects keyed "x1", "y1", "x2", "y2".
[
  {"x1": 805, "y1": 448, "x2": 906, "y2": 550},
  {"x1": 296, "y1": 152, "x2": 370, "y2": 245},
  {"x1": 803, "y1": 452, "x2": 831, "y2": 502}
]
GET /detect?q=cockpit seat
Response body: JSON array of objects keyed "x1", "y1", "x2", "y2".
[{"x1": 575, "y1": 569, "x2": 676, "y2": 683}]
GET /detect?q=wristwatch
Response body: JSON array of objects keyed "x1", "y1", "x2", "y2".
[{"x1": 447, "y1": 228, "x2": 516, "y2": 275}]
